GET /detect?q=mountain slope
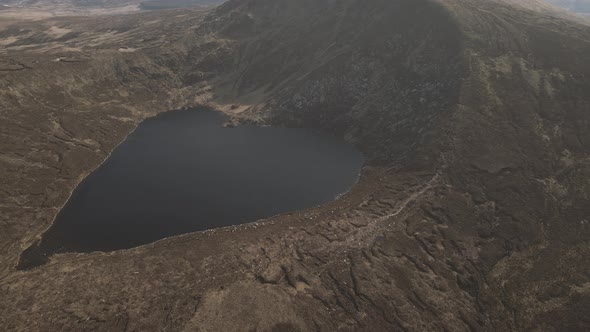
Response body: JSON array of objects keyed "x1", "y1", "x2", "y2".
[{"x1": 0, "y1": 0, "x2": 589, "y2": 330}]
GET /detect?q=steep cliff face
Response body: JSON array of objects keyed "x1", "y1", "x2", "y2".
[{"x1": 0, "y1": 0, "x2": 589, "y2": 330}]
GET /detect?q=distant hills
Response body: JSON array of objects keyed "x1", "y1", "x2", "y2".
[
  {"x1": 546, "y1": 0, "x2": 590, "y2": 12},
  {"x1": 0, "y1": 0, "x2": 221, "y2": 9},
  {"x1": 0, "y1": 0, "x2": 137, "y2": 7},
  {"x1": 140, "y1": 0, "x2": 219, "y2": 10}
]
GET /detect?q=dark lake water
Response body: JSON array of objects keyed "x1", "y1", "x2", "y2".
[{"x1": 19, "y1": 108, "x2": 363, "y2": 269}]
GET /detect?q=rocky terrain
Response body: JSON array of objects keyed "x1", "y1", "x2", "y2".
[{"x1": 0, "y1": 0, "x2": 589, "y2": 330}]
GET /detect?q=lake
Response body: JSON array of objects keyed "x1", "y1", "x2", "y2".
[{"x1": 19, "y1": 108, "x2": 364, "y2": 269}]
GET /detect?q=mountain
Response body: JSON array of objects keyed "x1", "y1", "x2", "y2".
[{"x1": 0, "y1": 0, "x2": 589, "y2": 330}]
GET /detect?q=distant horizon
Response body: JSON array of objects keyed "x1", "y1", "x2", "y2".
[{"x1": 546, "y1": 0, "x2": 590, "y2": 13}]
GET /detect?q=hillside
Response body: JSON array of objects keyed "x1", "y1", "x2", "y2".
[{"x1": 0, "y1": 0, "x2": 589, "y2": 330}]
